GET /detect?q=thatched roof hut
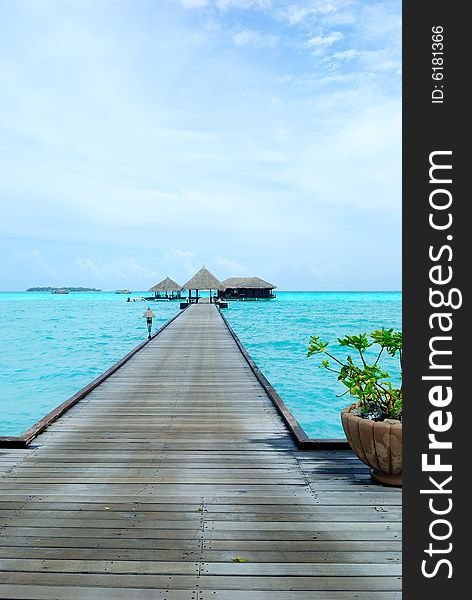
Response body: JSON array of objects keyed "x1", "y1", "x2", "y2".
[
  {"x1": 220, "y1": 276, "x2": 276, "y2": 300},
  {"x1": 222, "y1": 277, "x2": 276, "y2": 290},
  {"x1": 182, "y1": 267, "x2": 224, "y2": 291},
  {"x1": 149, "y1": 277, "x2": 182, "y2": 292}
]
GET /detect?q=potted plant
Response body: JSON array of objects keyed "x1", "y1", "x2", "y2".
[{"x1": 307, "y1": 328, "x2": 402, "y2": 486}]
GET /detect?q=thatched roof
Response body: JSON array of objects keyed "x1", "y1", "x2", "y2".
[
  {"x1": 182, "y1": 267, "x2": 224, "y2": 290},
  {"x1": 222, "y1": 277, "x2": 277, "y2": 290},
  {"x1": 149, "y1": 277, "x2": 182, "y2": 292}
]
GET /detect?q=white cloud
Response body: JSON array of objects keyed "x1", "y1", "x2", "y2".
[
  {"x1": 76, "y1": 258, "x2": 104, "y2": 279},
  {"x1": 306, "y1": 31, "x2": 343, "y2": 49},
  {"x1": 269, "y1": 96, "x2": 401, "y2": 213},
  {"x1": 177, "y1": 0, "x2": 210, "y2": 8},
  {"x1": 280, "y1": 3, "x2": 337, "y2": 26},
  {"x1": 332, "y1": 49, "x2": 359, "y2": 60},
  {"x1": 213, "y1": 256, "x2": 249, "y2": 276},
  {"x1": 283, "y1": 6, "x2": 317, "y2": 26},
  {"x1": 331, "y1": 48, "x2": 401, "y2": 73},
  {"x1": 215, "y1": 0, "x2": 273, "y2": 10},
  {"x1": 71, "y1": 258, "x2": 157, "y2": 288},
  {"x1": 0, "y1": 250, "x2": 58, "y2": 287},
  {"x1": 177, "y1": 0, "x2": 273, "y2": 10},
  {"x1": 162, "y1": 249, "x2": 197, "y2": 279},
  {"x1": 233, "y1": 28, "x2": 278, "y2": 47}
]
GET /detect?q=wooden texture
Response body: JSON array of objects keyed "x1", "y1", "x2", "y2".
[{"x1": 0, "y1": 303, "x2": 402, "y2": 598}]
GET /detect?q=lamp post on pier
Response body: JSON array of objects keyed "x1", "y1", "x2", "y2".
[{"x1": 143, "y1": 307, "x2": 155, "y2": 339}]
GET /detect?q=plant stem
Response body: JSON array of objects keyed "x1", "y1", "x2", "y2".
[
  {"x1": 324, "y1": 351, "x2": 345, "y2": 367},
  {"x1": 374, "y1": 347, "x2": 384, "y2": 366}
]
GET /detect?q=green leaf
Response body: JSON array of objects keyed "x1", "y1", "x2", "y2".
[
  {"x1": 307, "y1": 336, "x2": 330, "y2": 357},
  {"x1": 232, "y1": 557, "x2": 248, "y2": 563}
]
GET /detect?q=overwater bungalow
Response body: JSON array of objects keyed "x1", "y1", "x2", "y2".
[
  {"x1": 148, "y1": 277, "x2": 182, "y2": 300},
  {"x1": 219, "y1": 276, "x2": 276, "y2": 300},
  {"x1": 181, "y1": 266, "x2": 224, "y2": 303}
]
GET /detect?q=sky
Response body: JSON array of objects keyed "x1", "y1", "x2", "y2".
[{"x1": 0, "y1": 0, "x2": 401, "y2": 291}]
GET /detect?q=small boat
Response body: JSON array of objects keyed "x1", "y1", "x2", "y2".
[
  {"x1": 51, "y1": 289, "x2": 69, "y2": 294},
  {"x1": 115, "y1": 289, "x2": 131, "y2": 294}
]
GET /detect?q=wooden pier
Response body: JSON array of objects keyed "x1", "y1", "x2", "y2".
[{"x1": 0, "y1": 303, "x2": 401, "y2": 599}]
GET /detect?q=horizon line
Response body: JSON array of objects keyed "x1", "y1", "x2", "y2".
[{"x1": 0, "y1": 289, "x2": 403, "y2": 293}]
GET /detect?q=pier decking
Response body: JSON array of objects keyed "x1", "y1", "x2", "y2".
[{"x1": 0, "y1": 303, "x2": 401, "y2": 599}]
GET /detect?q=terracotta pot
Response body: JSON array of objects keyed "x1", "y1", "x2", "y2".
[{"x1": 341, "y1": 406, "x2": 402, "y2": 486}]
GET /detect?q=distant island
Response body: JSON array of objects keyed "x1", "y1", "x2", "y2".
[{"x1": 26, "y1": 287, "x2": 102, "y2": 292}]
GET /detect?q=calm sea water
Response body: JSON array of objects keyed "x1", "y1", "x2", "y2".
[{"x1": 0, "y1": 291, "x2": 401, "y2": 438}]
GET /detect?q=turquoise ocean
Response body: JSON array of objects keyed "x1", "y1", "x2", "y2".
[{"x1": 0, "y1": 291, "x2": 401, "y2": 439}]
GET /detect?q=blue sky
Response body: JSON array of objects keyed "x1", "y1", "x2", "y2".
[{"x1": 0, "y1": 0, "x2": 401, "y2": 291}]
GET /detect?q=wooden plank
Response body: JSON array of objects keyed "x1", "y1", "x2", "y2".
[
  {"x1": 0, "y1": 558, "x2": 400, "y2": 577},
  {"x1": 200, "y1": 562, "x2": 400, "y2": 576},
  {"x1": 200, "y1": 593, "x2": 402, "y2": 600},
  {"x1": 0, "y1": 547, "x2": 401, "y2": 564},
  {"x1": 0, "y1": 482, "x2": 399, "y2": 493},
  {"x1": 0, "y1": 527, "x2": 399, "y2": 542},
  {"x1": 0, "y1": 588, "x2": 195, "y2": 600},
  {"x1": 1, "y1": 555, "x2": 400, "y2": 575},
  {"x1": 0, "y1": 517, "x2": 401, "y2": 532},
  {"x1": 0, "y1": 505, "x2": 402, "y2": 521},
  {"x1": 0, "y1": 536, "x2": 401, "y2": 552},
  {"x1": 0, "y1": 492, "x2": 401, "y2": 505},
  {"x1": 0, "y1": 573, "x2": 402, "y2": 591},
  {"x1": 0, "y1": 588, "x2": 401, "y2": 600},
  {"x1": 0, "y1": 558, "x2": 200, "y2": 574}
]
